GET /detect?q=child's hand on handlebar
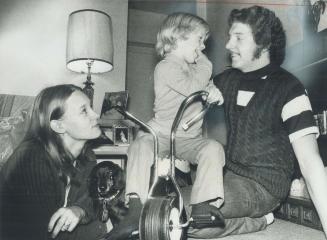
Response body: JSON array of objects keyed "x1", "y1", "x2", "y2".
[{"x1": 205, "y1": 83, "x2": 224, "y2": 105}]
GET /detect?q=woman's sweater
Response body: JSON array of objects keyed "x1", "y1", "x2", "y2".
[{"x1": 0, "y1": 138, "x2": 106, "y2": 240}]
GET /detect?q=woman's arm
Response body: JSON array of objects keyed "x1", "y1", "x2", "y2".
[
  {"x1": 72, "y1": 155, "x2": 98, "y2": 222},
  {"x1": 2, "y1": 145, "x2": 63, "y2": 239},
  {"x1": 48, "y1": 154, "x2": 98, "y2": 239}
]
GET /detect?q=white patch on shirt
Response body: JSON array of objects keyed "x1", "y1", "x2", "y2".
[
  {"x1": 237, "y1": 90, "x2": 255, "y2": 107},
  {"x1": 281, "y1": 94, "x2": 312, "y2": 122},
  {"x1": 289, "y1": 126, "x2": 320, "y2": 143}
]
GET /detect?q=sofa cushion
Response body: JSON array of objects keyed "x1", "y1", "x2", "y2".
[{"x1": 0, "y1": 94, "x2": 34, "y2": 169}]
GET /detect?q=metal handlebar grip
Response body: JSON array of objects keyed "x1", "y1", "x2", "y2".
[{"x1": 182, "y1": 108, "x2": 208, "y2": 131}]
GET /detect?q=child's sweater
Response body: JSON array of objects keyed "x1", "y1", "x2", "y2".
[{"x1": 148, "y1": 53, "x2": 212, "y2": 137}]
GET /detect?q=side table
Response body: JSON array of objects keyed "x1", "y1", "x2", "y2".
[{"x1": 93, "y1": 144, "x2": 129, "y2": 170}]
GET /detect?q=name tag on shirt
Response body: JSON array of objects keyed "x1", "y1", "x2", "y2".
[{"x1": 237, "y1": 90, "x2": 255, "y2": 107}]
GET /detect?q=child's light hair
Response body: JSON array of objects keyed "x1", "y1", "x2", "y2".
[{"x1": 155, "y1": 12, "x2": 209, "y2": 58}]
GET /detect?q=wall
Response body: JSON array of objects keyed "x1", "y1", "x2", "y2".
[
  {"x1": 126, "y1": 9, "x2": 167, "y2": 122},
  {"x1": 129, "y1": 0, "x2": 196, "y2": 15},
  {"x1": 0, "y1": 0, "x2": 128, "y2": 113}
]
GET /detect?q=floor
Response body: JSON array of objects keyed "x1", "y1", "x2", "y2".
[
  {"x1": 180, "y1": 184, "x2": 325, "y2": 240},
  {"x1": 188, "y1": 218, "x2": 325, "y2": 240}
]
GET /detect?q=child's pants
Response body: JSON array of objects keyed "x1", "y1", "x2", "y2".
[{"x1": 125, "y1": 130, "x2": 225, "y2": 206}]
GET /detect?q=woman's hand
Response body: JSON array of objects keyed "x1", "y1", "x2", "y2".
[{"x1": 48, "y1": 206, "x2": 85, "y2": 238}]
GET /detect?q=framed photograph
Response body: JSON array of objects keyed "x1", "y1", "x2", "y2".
[
  {"x1": 100, "y1": 91, "x2": 129, "y2": 120},
  {"x1": 310, "y1": 0, "x2": 327, "y2": 32},
  {"x1": 113, "y1": 126, "x2": 130, "y2": 145},
  {"x1": 101, "y1": 127, "x2": 114, "y2": 142},
  {"x1": 90, "y1": 126, "x2": 114, "y2": 146}
]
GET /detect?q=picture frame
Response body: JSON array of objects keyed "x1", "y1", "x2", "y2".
[
  {"x1": 310, "y1": 0, "x2": 327, "y2": 32},
  {"x1": 102, "y1": 127, "x2": 114, "y2": 142},
  {"x1": 100, "y1": 91, "x2": 129, "y2": 120},
  {"x1": 89, "y1": 126, "x2": 114, "y2": 146},
  {"x1": 113, "y1": 126, "x2": 130, "y2": 145}
]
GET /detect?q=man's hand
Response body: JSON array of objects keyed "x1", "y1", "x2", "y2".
[{"x1": 48, "y1": 206, "x2": 85, "y2": 238}]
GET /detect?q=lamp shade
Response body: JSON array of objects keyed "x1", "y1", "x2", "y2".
[{"x1": 66, "y1": 9, "x2": 113, "y2": 73}]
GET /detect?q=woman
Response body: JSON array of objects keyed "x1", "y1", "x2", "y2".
[{"x1": 0, "y1": 84, "x2": 107, "y2": 240}]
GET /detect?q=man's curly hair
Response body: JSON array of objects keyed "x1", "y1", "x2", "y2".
[{"x1": 228, "y1": 5, "x2": 286, "y2": 66}]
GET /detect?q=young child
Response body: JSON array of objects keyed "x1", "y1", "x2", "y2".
[{"x1": 105, "y1": 12, "x2": 225, "y2": 240}]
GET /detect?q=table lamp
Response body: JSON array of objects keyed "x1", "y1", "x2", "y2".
[{"x1": 66, "y1": 9, "x2": 114, "y2": 106}]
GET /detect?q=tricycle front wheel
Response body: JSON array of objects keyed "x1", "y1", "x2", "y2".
[{"x1": 139, "y1": 197, "x2": 185, "y2": 240}]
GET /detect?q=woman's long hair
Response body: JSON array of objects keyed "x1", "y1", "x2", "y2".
[{"x1": 25, "y1": 84, "x2": 88, "y2": 180}]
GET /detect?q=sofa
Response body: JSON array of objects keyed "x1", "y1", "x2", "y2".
[
  {"x1": 0, "y1": 94, "x2": 325, "y2": 240},
  {"x1": 0, "y1": 94, "x2": 34, "y2": 170}
]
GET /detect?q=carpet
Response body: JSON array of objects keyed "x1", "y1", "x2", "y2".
[
  {"x1": 180, "y1": 183, "x2": 325, "y2": 240},
  {"x1": 188, "y1": 219, "x2": 325, "y2": 240}
]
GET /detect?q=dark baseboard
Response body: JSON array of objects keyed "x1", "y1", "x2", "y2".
[{"x1": 275, "y1": 196, "x2": 322, "y2": 231}]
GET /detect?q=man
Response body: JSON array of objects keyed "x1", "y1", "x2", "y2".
[{"x1": 188, "y1": 5, "x2": 327, "y2": 238}]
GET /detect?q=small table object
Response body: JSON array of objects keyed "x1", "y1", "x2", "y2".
[{"x1": 93, "y1": 144, "x2": 129, "y2": 170}]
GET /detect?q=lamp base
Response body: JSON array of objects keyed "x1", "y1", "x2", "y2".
[{"x1": 83, "y1": 79, "x2": 94, "y2": 107}]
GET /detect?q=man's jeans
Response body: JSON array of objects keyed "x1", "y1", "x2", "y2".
[{"x1": 185, "y1": 170, "x2": 281, "y2": 238}]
